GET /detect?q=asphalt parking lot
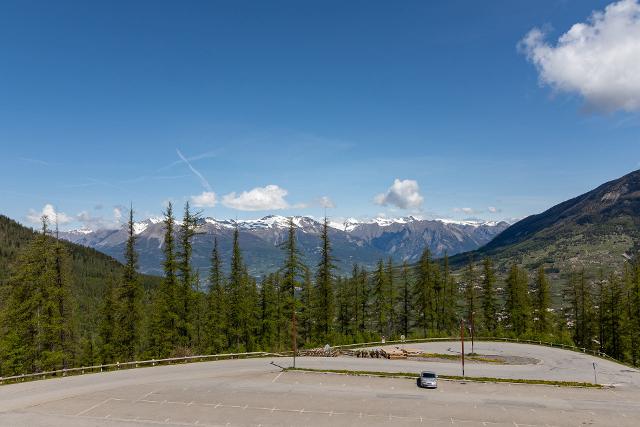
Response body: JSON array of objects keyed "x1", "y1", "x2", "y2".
[{"x1": 1, "y1": 342, "x2": 639, "y2": 426}]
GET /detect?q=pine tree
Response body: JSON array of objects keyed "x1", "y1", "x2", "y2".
[
  {"x1": 279, "y1": 218, "x2": 306, "y2": 346},
  {"x1": 0, "y1": 218, "x2": 56, "y2": 374},
  {"x1": 481, "y1": 258, "x2": 498, "y2": 334},
  {"x1": 628, "y1": 258, "x2": 640, "y2": 365},
  {"x1": 372, "y1": 259, "x2": 389, "y2": 337},
  {"x1": 385, "y1": 258, "x2": 397, "y2": 337},
  {"x1": 463, "y1": 259, "x2": 478, "y2": 333},
  {"x1": 312, "y1": 218, "x2": 335, "y2": 339},
  {"x1": 414, "y1": 249, "x2": 433, "y2": 337},
  {"x1": 49, "y1": 220, "x2": 75, "y2": 369},
  {"x1": 399, "y1": 261, "x2": 412, "y2": 338},
  {"x1": 259, "y1": 273, "x2": 279, "y2": 350},
  {"x1": 442, "y1": 254, "x2": 458, "y2": 334},
  {"x1": 335, "y1": 276, "x2": 352, "y2": 336},
  {"x1": 227, "y1": 227, "x2": 246, "y2": 349},
  {"x1": 115, "y1": 206, "x2": 142, "y2": 361},
  {"x1": 98, "y1": 273, "x2": 118, "y2": 363},
  {"x1": 568, "y1": 270, "x2": 595, "y2": 349},
  {"x1": 299, "y1": 268, "x2": 313, "y2": 344},
  {"x1": 177, "y1": 201, "x2": 198, "y2": 347},
  {"x1": 205, "y1": 237, "x2": 227, "y2": 353},
  {"x1": 534, "y1": 266, "x2": 552, "y2": 334},
  {"x1": 504, "y1": 264, "x2": 530, "y2": 335},
  {"x1": 242, "y1": 267, "x2": 260, "y2": 351},
  {"x1": 149, "y1": 202, "x2": 179, "y2": 357}
]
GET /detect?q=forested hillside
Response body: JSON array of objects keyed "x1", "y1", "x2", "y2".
[{"x1": 0, "y1": 214, "x2": 160, "y2": 375}]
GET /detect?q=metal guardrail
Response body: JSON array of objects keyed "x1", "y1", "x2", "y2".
[
  {"x1": 0, "y1": 351, "x2": 278, "y2": 385},
  {"x1": 331, "y1": 336, "x2": 617, "y2": 362}
]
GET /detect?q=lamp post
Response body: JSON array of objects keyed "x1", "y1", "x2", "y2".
[
  {"x1": 292, "y1": 306, "x2": 298, "y2": 369},
  {"x1": 460, "y1": 319, "x2": 465, "y2": 378},
  {"x1": 470, "y1": 311, "x2": 475, "y2": 355}
]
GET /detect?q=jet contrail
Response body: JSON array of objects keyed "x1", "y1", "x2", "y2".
[{"x1": 176, "y1": 149, "x2": 212, "y2": 192}]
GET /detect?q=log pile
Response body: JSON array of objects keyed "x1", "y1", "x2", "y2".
[{"x1": 298, "y1": 347, "x2": 341, "y2": 357}]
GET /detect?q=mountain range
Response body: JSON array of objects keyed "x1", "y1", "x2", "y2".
[{"x1": 59, "y1": 216, "x2": 510, "y2": 276}]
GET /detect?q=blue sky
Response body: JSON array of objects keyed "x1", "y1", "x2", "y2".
[{"x1": 1, "y1": 0, "x2": 639, "y2": 229}]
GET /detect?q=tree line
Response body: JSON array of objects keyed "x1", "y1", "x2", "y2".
[{"x1": 2, "y1": 203, "x2": 640, "y2": 376}]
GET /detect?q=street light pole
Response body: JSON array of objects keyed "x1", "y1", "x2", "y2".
[
  {"x1": 460, "y1": 319, "x2": 465, "y2": 378},
  {"x1": 470, "y1": 311, "x2": 475, "y2": 355},
  {"x1": 292, "y1": 306, "x2": 297, "y2": 369}
]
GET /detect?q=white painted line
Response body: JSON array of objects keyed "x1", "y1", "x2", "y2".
[
  {"x1": 136, "y1": 390, "x2": 155, "y2": 402},
  {"x1": 76, "y1": 398, "x2": 113, "y2": 416}
]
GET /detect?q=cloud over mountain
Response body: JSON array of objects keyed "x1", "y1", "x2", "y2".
[
  {"x1": 27, "y1": 204, "x2": 72, "y2": 225},
  {"x1": 191, "y1": 191, "x2": 217, "y2": 208},
  {"x1": 374, "y1": 179, "x2": 423, "y2": 210},
  {"x1": 222, "y1": 185, "x2": 290, "y2": 211}
]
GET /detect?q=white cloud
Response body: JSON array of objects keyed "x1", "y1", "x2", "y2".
[
  {"x1": 454, "y1": 207, "x2": 476, "y2": 215},
  {"x1": 27, "y1": 204, "x2": 72, "y2": 225},
  {"x1": 318, "y1": 196, "x2": 336, "y2": 209},
  {"x1": 488, "y1": 206, "x2": 501, "y2": 213},
  {"x1": 191, "y1": 191, "x2": 218, "y2": 208},
  {"x1": 374, "y1": 179, "x2": 424, "y2": 210},
  {"x1": 222, "y1": 185, "x2": 290, "y2": 211},
  {"x1": 520, "y1": 0, "x2": 640, "y2": 112},
  {"x1": 76, "y1": 210, "x2": 121, "y2": 230},
  {"x1": 113, "y1": 207, "x2": 123, "y2": 221}
]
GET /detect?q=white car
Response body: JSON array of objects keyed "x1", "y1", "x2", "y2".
[{"x1": 418, "y1": 371, "x2": 438, "y2": 388}]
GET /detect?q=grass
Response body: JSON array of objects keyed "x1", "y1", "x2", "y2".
[
  {"x1": 413, "y1": 353, "x2": 504, "y2": 364},
  {"x1": 284, "y1": 367, "x2": 602, "y2": 388}
]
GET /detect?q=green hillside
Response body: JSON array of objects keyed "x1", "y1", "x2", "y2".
[
  {"x1": 0, "y1": 214, "x2": 161, "y2": 344},
  {"x1": 450, "y1": 170, "x2": 640, "y2": 276}
]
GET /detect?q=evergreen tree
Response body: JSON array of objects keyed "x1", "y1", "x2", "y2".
[
  {"x1": 205, "y1": 237, "x2": 227, "y2": 353},
  {"x1": 177, "y1": 201, "x2": 198, "y2": 347},
  {"x1": 414, "y1": 249, "x2": 434, "y2": 337},
  {"x1": 299, "y1": 268, "x2": 313, "y2": 344},
  {"x1": 628, "y1": 258, "x2": 640, "y2": 365},
  {"x1": 51, "y1": 220, "x2": 75, "y2": 369},
  {"x1": 481, "y1": 258, "x2": 498, "y2": 334},
  {"x1": 312, "y1": 218, "x2": 335, "y2": 339},
  {"x1": 335, "y1": 276, "x2": 352, "y2": 336},
  {"x1": 279, "y1": 218, "x2": 306, "y2": 346},
  {"x1": 399, "y1": 261, "x2": 412, "y2": 338},
  {"x1": 534, "y1": 266, "x2": 552, "y2": 334},
  {"x1": 114, "y1": 206, "x2": 142, "y2": 361},
  {"x1": 372, "y1": 259, "x2": 389, "y2": 337},
  {"x1": 442, "y1": 254, "x2": 458, "y2": 333},
  {"x1": 504, "y1": 264, "x2": 530, "y2": 335},
  {"x1": 0, "y1": 218, "x2": 70, "y2": 374},
  {"x1": 386, "y1": 258, "x2": 397, "y2": 337},
  {"x1": 227, "y1": 227, "x2": 246, "y2": 349},
  {"x1": 463, "y1": 259, "x2": 478, "y2": 333},
  {"x1": 149, "y1": 202, "x2": 179, "y2": 357},
  {"x1": 259, "y1": 273, "x2": 279, "y2": 350},
  {"x1": 98, "y1": 273, "x2": 118, "y2": 364},
  {"x1": 568, "y1": 270, "x2": 595, "y2": 349}
]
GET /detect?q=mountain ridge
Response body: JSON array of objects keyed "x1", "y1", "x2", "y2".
[
  {"x1": 450, "y1": 169, "x2": 640, "y2": 274},
  {"x1": 59, "y1": 215, "x2": 509, "y2": 276}
]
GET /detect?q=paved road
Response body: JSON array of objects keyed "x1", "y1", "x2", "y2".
[{"x1": 1, "y1": 341, "x2": 639, "y2": 426}]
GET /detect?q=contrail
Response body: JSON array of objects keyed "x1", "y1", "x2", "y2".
[{"x1": 176, "y1": 149, "x2": 212, "y2": 191}]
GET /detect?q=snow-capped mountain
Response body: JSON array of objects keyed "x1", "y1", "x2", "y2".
[{"x1": 59, "y1": 215, "x2": 509, "y2": 276}]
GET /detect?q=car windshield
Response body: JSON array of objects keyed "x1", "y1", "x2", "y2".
[{"x1": 422, "y1": 373, "x2": 436, "y2": 378}]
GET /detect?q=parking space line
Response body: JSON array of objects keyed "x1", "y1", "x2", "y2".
[{"x1": 75, "y1": 398, "x2": 113, "y2": 416}]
